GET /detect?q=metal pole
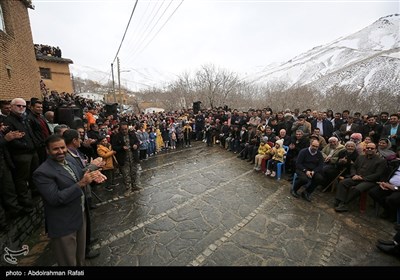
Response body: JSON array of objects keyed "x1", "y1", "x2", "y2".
[
  {"x1": 111, "y1": 63, "x2": 116, "y2": 103},
  {"x1": 117, "y1": 57, "x2": 121, "y2": 102}
]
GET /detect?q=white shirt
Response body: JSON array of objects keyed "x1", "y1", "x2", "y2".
[{"x1": 389, "y1": 166, "x2": 400, "y2": 187}]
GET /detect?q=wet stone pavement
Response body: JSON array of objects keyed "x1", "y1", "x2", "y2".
[{"x1": 20, "y1": 142, "x2": 400, "y2": 266}]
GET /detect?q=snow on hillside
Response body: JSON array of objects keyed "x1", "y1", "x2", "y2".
[{"x1": 249, "y1": 14, "x2": 400, "y2": 94}]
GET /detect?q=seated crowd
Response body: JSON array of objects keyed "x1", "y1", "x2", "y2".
[{"x1": 0, "y1": 95, "x2": 400, "y2": 262}]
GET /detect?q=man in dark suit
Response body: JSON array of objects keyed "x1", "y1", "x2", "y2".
[
  {"x1": 32, "y1": 134, "x2": 105, "y2": 266},
  {"x1": 111, "y1": 122, "x2": 140, "y2": 196},
  {"x1": 381, "y1": 114, "x2": 400, "y2": 152},
  {"x1": 338, "y1": 116, "x2": 359, "y2": 142},
  {"x1": 369, "y1": 159, "x2": 400, "y2": 220},
  {"x1": 334, "y1": 142, "x2": 387, "y2": 212},
  {"x1": 311, "y1": 112, "x2": 333, "y2": 141}
]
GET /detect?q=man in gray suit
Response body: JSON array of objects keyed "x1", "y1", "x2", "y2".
[{"x1": 33, "y1": 134, "x2": 105, "y2": 266}]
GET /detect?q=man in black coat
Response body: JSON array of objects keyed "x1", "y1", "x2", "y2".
[{"x1": 111, "y1": 122, "x2": 140, "y2": 196}]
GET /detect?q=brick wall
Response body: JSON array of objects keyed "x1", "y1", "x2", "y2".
[
  {"x1": 0, "y1": 0, "x2": 41, "y2": 101},
  {"x1": 37, "y1": 59, "x2": 74, "y2": 93}
]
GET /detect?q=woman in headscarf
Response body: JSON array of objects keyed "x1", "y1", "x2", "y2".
[{"x1": 377, "y1": 138, "x2": 396, "y2": 161}]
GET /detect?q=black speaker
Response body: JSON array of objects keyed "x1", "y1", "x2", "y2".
[
  {"x1": 105, "y1": 103, "x2": 118, "y2": 116},
  {"x1": 55, "y1": 107, "x2": 83, "y2": 129},
  {"x1": 193, "y1": 101, "x2": 201, "y2": 114}
]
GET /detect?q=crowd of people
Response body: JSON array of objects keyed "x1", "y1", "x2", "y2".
[
  {"x1": 0, "y1": 93, "x2": 399, "y2": 265},
  {"x1": 34, "y1": 44, "x2": 62, "y2": 58}
]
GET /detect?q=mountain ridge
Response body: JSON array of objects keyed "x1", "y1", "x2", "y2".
[{"x1": 249, "y1": 14, "x2": 400, "y2": 94}]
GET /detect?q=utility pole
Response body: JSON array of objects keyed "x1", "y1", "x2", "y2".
[
  {"x1": 71, "y1": 73, "x2": 76, "y2": 93},
  {"x1": 111, "y1": 63, "x2": 116, "y2": 103},
  {"x1": 117, "y1": 57, "x2": 121, "y2": 100}
]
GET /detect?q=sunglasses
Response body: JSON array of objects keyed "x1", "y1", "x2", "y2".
[
  {"x1": 365, "y1": 147, "x2": 375, "y2": 150},
  {"x1": 15, "y1": 104, "x2": 26, "y2": 108}
]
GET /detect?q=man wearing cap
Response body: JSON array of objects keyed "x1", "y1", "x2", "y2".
[{"x1": 290, "y1": 115, "x2": 311, "y2": 138}]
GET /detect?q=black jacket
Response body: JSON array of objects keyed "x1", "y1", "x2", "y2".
[{"x1": 111, "y1": 132, "x2": 140, "y2": 166}]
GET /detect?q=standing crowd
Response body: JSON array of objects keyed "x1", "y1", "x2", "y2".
[{"x1": 1, "y1": 95, "x2": 400, "y2": 264}]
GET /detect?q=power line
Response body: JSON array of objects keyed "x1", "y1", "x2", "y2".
[
  {"x1": 112, "y1": 0, "x2": 139, "y2": 64},
  {"x1": 130, "y1": 0, "x2": 184, "y2": 64}
]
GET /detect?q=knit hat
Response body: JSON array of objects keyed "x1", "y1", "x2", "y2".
[
  {"x1": 261, "y1": 136, "x2": 269, "y2": 143},
  {"x1": 275, "y1": 139, "x2": 284, "y2": 147}
]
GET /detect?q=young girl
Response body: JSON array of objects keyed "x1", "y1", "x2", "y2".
[
  {"x1": 183, "y1": 121, "x2": 193, "y2": 147},
  {"x1": 254, "y1": 137, "x2": 271, "y2": 171},
  {"x1": 155, "y1": 127, "x2": 164, "y2": 152},
  {"x1": 97, "y1": 136, "x2": 116, "y2": 191},
  {"x1": 265, "y1": 139, "x2": 285, "y2": 177}
]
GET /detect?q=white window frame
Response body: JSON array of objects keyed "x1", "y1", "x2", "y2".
[{"x1": 0, "y1": 4, "x2": 5, "y2": 32}]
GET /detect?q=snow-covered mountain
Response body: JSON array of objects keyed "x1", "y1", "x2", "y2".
[{"x1": 249, "y1": 14, "x2": 400, "y2": 94}]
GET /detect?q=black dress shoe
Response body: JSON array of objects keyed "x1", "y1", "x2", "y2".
[
  {"x1": 301, "y1": 191, "x2": 312, "y2": 202},
  {"x1": 376, "y1": 244, "x2": 400, "y2": 256},
  {"x1": 89, "y1": 204, "x2": 98, "y2": 210},
  {"x1": 334, "y1": 202, "x2": 349, "y2": 212},
  {"x1": 290, "y1": 190, "x2": 300, "y2": 198},
  {"x1": 85, "y1": 249, "x2": 100, "y2": 259},
  {"x1": 377, "y1": 239, "x2": 395, "y2": 246}
]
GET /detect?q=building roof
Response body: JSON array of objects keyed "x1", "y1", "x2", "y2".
[{"x1": 36, "y1": 55, "x2": 73, "y2": 64}]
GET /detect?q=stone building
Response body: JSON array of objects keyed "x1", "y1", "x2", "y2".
[
  {"x1": 0, "y1": 0, "x2": 40, "y2": 101},
  {"x1": 36, "y1": 53, "x2": 74, "y2": 94}
]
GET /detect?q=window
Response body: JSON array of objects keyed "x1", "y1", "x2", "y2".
[
  {"x1": 0, "y1": 4, "x2": 5, "y2": 32},
  {"x1": 40, "y1": 68, "x2": 52, "y2": 79}
]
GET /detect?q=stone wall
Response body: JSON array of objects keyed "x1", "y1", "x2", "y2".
[{"x1": 0, "y1": 197, "x2": 44, "y2": 266}]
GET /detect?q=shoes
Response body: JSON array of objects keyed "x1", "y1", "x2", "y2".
[
  {"x1": 377, "y1": 239, "x2": 395, "y2": 246},
  {"x1": 85, "y1": 249, "x2": 100, "y2": 259},
  {"x1": 301, "y1": 191, "x2": 311, "y2": 202},
  {"x1": 265, "y1": 170, "x2": 271, "y2": 176},
  {"x1": 334, "y1": 199, "x2": 340, "y2": 208},
  {"x1": 290, "y1": 190, "x2": 300, "y2": 198},
  {"x1": 255, "y1": 166, "x2": 261, "y2": 171},
  {"x1": 334, "y1": 202, "x2": 348, "y2": 212},
  {"x1": 270, "y1": 171, "x2": 276, "y2": 178},
  {"x1": 376, "y1": 243, "x2": 400, "y2": 256},
  {"x1": 89, "y1": 204, "x2": 98, "y2": 210},
  {"x1": 379, "y1": 210, "x2": 396, "y2": 221}
]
